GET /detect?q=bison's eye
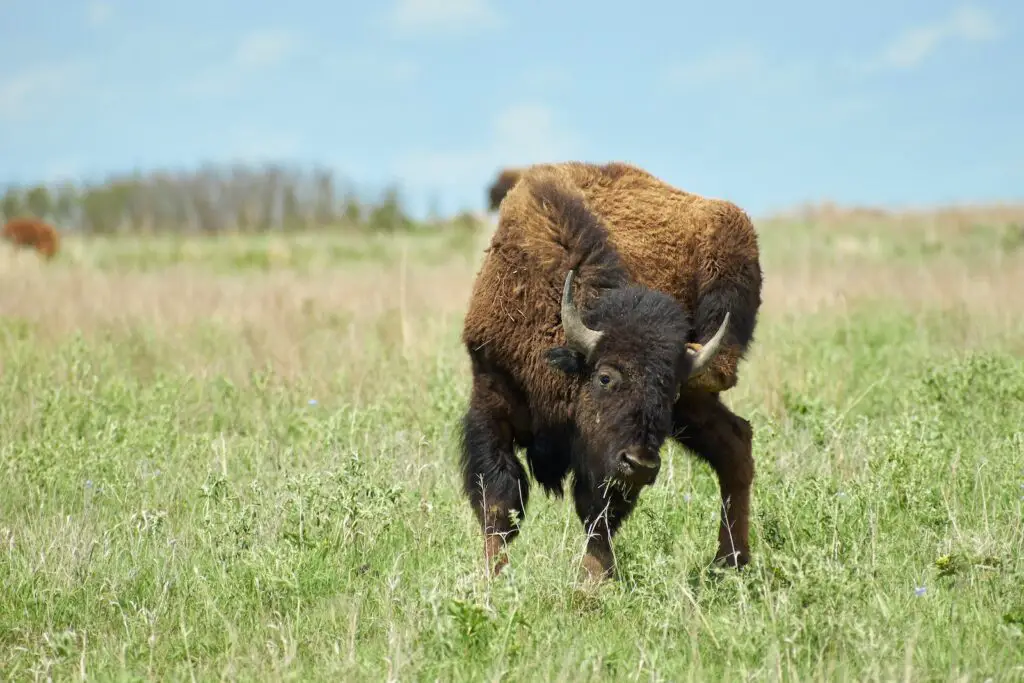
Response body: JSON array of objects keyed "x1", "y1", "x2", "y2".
[{"x1": 593, "y1": 366, "x2": 622, "y2": 390}]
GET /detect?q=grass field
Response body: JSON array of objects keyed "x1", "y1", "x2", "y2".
[{"x1": 2, "y1": 208, "x2": 1023, "y2": 681}]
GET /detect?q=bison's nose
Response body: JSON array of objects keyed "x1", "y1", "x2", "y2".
[{"x1": 618, "y1": 447, "x2": 661, "y2": 486}]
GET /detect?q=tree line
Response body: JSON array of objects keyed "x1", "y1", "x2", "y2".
[{"x1": 0, "y1": 163, "x2": 472, "y2": 235}]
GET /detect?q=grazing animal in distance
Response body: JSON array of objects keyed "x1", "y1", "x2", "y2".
[
  {"x1": 459, "y1": 160, "x2": 763, "y2": 581},
  {"x1": 1, "y1": 216, "x2": 61, "y2": 260},
  {"x1": 486, "y1": 168, "x2": 524, "y2": 212}
]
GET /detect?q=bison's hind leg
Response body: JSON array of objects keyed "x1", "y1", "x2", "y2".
[
  {"x1": 672, "y1": 391, "x2": 754, "y2": 569},
  {"x1": 459, "y1": 381, "x2": 530, "y2": 577}
]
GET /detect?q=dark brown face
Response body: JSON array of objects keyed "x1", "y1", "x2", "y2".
[
  {"x1": 573, "y1": 356, "x2": 680, "y2": 490},
  {"x1": 546, "y1": 285, "x2": 693, "y2": 492}
]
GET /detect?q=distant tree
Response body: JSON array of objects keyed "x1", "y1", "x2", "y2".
[
  {"x1": 1, "y1": 186, "x2": 24, "y2": 222},
  {"x1": 368, "y1": 185, "x2": 413, "y2": 233},
  {"x1": 24, "y1": 185, "x2": 53, "y2": 219},
  {"x1": 0, "y1": 161, "x2": 425, "y2": 235}
]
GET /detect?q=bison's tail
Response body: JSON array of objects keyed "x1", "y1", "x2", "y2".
[{"x1": 487, "y1": 168, "x2": 524, "y2": 211}]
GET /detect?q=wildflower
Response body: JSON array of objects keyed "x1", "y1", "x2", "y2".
[
  {"x1": 308, "y1": 399, "x2": 318, "y2": 406},
  {"x1": 915, "y1": 586, "x2": 926, "y2": 597}
]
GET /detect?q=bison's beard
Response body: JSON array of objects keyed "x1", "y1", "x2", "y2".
[{"x1": 569, "y1": 434, "x2": 646, "y2": 501}]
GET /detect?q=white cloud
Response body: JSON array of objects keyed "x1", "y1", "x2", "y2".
[
  {"x1": 663, "y1": 47, "x2": 811, "y2": 95},
  {"x1": 86, "y1": 1, "x2": 113, "y2": 27},
  {"x1": 233, "y1": 29, "x2": 300, "y2": 68},
  {"x1": 664, "y1": 48, "x2": 764, "y2": 87},
  {"x1": 865, "y1": 5, "x2": 999, "y2": 71},
  {"x1": 322, "y1": 53, "x2": 421, "y2": 84},
  {"x1": 518, "y1": 65, "x2": 572, "y2": 91},
  {"x1": 0, "y1": 61, "x2": 90, "y2": 121},
  {"x1": 389, "y1": 0, "x2": 501, "y2": 37},
  {"x1": 394, "y1": 102, "x2": 582, "y2": 191},
  {"x1": 182, "y1": 29, "x2": 300, "y2": 97}
]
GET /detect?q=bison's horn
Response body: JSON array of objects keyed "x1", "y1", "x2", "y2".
[
  {"x1": 561, "y1": 269, "x2": 604, "y2": 358},
  {"x1": 687, "y1": 311, "x2": 731, "y2": 379}
]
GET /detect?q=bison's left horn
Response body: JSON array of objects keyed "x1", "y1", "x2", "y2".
[
  {"x1": 687, "y1": 311, "x2": 731, "y2": 379},
  {"x1": 561, "y1": 269, "x2": 604, "y2": 358}
]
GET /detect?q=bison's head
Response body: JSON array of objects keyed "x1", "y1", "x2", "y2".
[{"x1": 545, "y1": 270, "x2": 729, "y2": 493}]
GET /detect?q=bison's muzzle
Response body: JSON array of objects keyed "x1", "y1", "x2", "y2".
[{"x1": 617, "y1": 445, "x2": 661, "y2": 487}]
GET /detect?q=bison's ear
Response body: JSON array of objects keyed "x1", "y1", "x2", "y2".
[{"x1": 545, "y1": 346, "x2": 585, "y2": 376}]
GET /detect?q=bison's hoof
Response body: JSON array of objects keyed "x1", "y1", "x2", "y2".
[
  {"x1": 489, "y1": 554, "x2": 509, "y2": 577},
  {"x1": 579, "y1": 552, "x2": 614, "y2": 583},
  {"x1": 484, "y1": 536, "x2": 509, "y2": 577},
  {"x1": 713, "y1": 547, "x2": 750, "y2": 570}
]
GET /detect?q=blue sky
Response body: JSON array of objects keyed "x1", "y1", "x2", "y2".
[{"x1": 1, "y1": 0, "x2": 1021, "y2": 218}]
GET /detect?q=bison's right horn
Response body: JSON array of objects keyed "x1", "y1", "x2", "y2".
[
  {"x1": 686, "y1": 311, "x2": 731, "y2": 379},
  {"x1": 561, "y1": 269, "x2": 604, "y2": 358}
]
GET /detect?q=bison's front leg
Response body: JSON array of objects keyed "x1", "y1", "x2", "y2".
[
  {"x1": 571, "y1": 477, "x2": 639, "y2": 582},
  {"x1": 673, "y1": 391, "x2": 754, "y2": 568},
  {"x1": 459, "y1": 384, "x2": 530, "y2": 577}
]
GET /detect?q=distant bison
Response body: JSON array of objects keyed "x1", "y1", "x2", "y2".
[
  {"x1": 1, "y1": 217, "x2": 61, "y2": 259},
  {"x1": 460, "y1": 161, "x2": 762, "y2": 581},
  {"x1": 486, "y1": 168, "x2": 524, "y2": 211}
]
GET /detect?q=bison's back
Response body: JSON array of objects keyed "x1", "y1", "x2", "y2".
[
  {"x1": 2, "y1": 217, "x2": 61, "y2": 259},
  {"x1": 541, "y1": 162, "x2": 761, "y2": 315}
]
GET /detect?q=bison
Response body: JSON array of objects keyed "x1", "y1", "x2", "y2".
[
  {"x1": 1, "y1": 216, "x2": 61, "y2": 259},
  {"x1": 486, "y1": 168, "x2": 524, "y2": 212},
  {"x1": 459, "y1": 161, "x2": 762, "y2": 582}
]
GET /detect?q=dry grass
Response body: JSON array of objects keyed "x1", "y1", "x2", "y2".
[
  {"x1": 764, "y1": 256, "x2": 1024, "y2": 318},
  {"x1": 3, "y1": 215, "x2": 1021, "y2": 383},
  {"x1": 0, "y1": 245, "x2": 478, "y2": 392},
  {"x1": 0, "y1": 253, "x2": 475, "y2": 339},
  {"x1": 765, "y1": 200, "x2": 1024, "y2": 231}
]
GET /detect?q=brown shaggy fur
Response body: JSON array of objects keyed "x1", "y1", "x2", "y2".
[
  {"x1": 461, "y1": 160, "x2": 762, "y2": 580},
  {"x1": 471, "y1": 161, "x2": 762, "y2": 402},
  {"x1": 486, "y1": 168, "x2": 524, "y2": 211},
  {"x1": 2, "y1": 217, "x2": 61, "y2": 259}
]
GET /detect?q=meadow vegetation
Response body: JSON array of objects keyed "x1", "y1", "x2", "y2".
[{"x1": 1, "y1": 188, "x2": 1023, "y2": 680}]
